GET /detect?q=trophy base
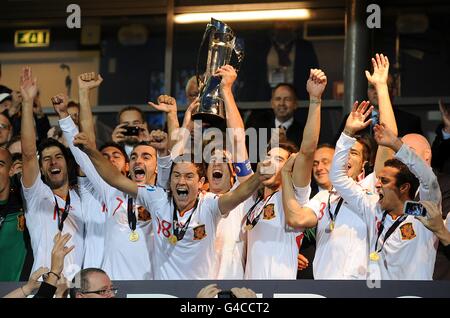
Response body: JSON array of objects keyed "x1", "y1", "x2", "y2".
[{"x1": 191, "y1": 112, "x2": 226, "y2": 131}]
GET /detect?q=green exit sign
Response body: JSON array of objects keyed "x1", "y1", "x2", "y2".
[{"x1": 14, "y1": 29, "x2": 50, "y2": 47}]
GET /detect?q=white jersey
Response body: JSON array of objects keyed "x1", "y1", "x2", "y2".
[
  {"x1": 304, "y1": 187, "x2": 369, "y2": 279},
  {"x1": 137, "y1": 185, "x2": 222, "y2": 279},
  {"x1": 330, "y1": 133, "x2": 439, "y2": 280},
  {"x1": 213, "y1": 181, "x2": 250, "y2": 280},
  {"x1": 78, "y1": 177, "x2": 106, "y2": 269},
  {"x1": 22, "y1": 174, "x2": 85, "y2": 280},
  {"x1": 60, "y1": 116, "x2": 153, "y2": 280},
  {"x1": 245, "y1": 186, "x2": 310, "y2": 280}
]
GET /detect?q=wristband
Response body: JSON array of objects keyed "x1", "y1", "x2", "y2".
[
  {"x1": 47, "y1": 271, "x2": 61, "y2": 280},
  {"x1": 234, "y1": 160, "x2": 253, "y2": 177}
]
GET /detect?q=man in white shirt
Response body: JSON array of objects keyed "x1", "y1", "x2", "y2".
[
  {"x1": 54, "y1": 73, "x2": 158, "y2": 280},
  {"x1": 72, "y1": 131, "x2": 272, "y2": 279},
  {"x1": 246, "y1": 68, "x2": 326, "y2": 279},
  {"x1": 20, "y1": 67, "x2": 85, "y2": 280},
  {"x1": 330, "y1": 102, "x2": 440, "y2": 280}
]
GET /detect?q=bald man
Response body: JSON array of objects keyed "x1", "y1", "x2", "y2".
[{"x1": 401, "y1": 133, "x2": 450, "y2": 280}]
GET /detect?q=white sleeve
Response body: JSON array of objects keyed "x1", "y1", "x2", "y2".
[
  {"x1": 59, "y1": 116, "x2": 116, "y2": 205},
  {"x1": 136, "y1": 185, "x2": 169, "y2": 218},
  {"x1": 294, "y1": 184, "x2": 311, "y2": 206},
  {"x1": 304, "y1": 191, "x2": 325, "y2": 218},
  {"x1": 156, "y1": 154, "x2": 172, "y2": 190},
  {"x1": 329, "y1": 133, "x2": 380, "y2": 224},
  {"x1": 21, "y1": 172, "x2": 48, "y2": 222},
  {"x1": 395, "y1": 143, "x2": 442, "y2": 208}
]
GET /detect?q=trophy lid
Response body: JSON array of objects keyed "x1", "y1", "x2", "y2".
[{"x1": 210, "y1": 18, "x2": 234, "y2": 37}]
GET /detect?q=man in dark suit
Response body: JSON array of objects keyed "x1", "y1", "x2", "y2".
[
  {"x1": 334, "y1": 74, "x2": 423, "y2": 143},
  {"x1": 245, "y1": 83, "x2": 305, "y2": 163}
]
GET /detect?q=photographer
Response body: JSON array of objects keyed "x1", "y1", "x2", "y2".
[{"x1": 111, "y1": 106, "x2": 151, "y2": 157}]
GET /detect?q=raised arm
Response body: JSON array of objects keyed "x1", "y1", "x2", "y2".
[
  {"x1": 282, "y1": 154, "x2": 318, "y2": 228},
  {"x1": 417, "y1": 201, "x2": 450, "y2": 246},
  {"x1": 20, "y1": 67, "x2": 40, "y2": 188},
  {"x1": 148, "y1": 95, "x2": 179, "y2": 151},
  {"x1": 366, "y1": 54, "x2": 398, "y2": 176},
  {"x1": 73, "y1": 132, "x2": 138, "y2": 197},
  {"x1": 329, "y1": 101, "x2": 377, "y2": 221},
  {"x1": 292, "y1": 68, "x2": 327, "y2": 187},
  {"x1": 78, "y1": 72, "x2": 103, "y2": 147},
  {"x1": 373, "y1": 123, "x2": 442, "y2": 206},
  {"x1": 216, "y1": 65, "x2": 252, "y2": 183},
  {"x1": 218, "y1": 162, "x2": 273, "y2": 215}
]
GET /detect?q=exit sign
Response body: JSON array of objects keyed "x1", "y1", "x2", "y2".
[{"x1": 14, "y1": 29, "x2": 50, "y2": 47}]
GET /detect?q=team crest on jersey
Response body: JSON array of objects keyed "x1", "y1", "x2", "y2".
[
  {"x1": 193, "y1": 224, "x2": 207, "y2": 240},
  {"x1": 17, "y1": 213, "x2": 25, "y2": 232},
  {"x1": 400, "y1": 223, "x2": 416, "y2": 240},
  {"x1": 263, "y1": 204, "x2": 275, "y2": 220},
  {"x1": 137, "y1": 206, "x2": 151, "y2": 222}
]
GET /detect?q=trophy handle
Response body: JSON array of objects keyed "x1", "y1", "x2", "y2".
[
  {"x1": 195, "y1": 22, "x2": 215, "y2": 92},
  {"x1": 232, "y1": 38, "x2": 245, "y2": 73}
]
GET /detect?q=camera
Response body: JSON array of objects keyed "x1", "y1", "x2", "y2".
[
  {"x1": 403, "y1": 200, "x2": 427, "y2": 217},
  {"x1": 218, "y1": 290, "x2": 236, "y2": 298},
  {"x1": 123, "y1": 126, "x2": 140, "y2": 136}
]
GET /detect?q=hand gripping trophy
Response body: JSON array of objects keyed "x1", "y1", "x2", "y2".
[{"x1": 192, "y1": 18, "x2": 244, "y2": 129}]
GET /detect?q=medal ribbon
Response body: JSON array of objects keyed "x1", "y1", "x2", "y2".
[
  {"x1": 245, "y1": 191, "x2": 277, "y2": 229},
  {"x1": 127, "y1": 196, "x2": 136, "y2": 232},
  {"x1": 172, "y1": 198, "x2": 199, "y2": 241},
  {"x1": 373, "y1": 211, "x2": 408, "y2": 255},
  {"x1": 327, "y1": 191, "x2": 344, "y2": 225},
  {"x1": 54, "y1": 192, "x2": 71, "y2": 232}
]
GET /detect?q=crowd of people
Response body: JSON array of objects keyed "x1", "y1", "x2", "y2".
[{"x1": 0, "y1": 52, "x2": 449, "y2": 297}]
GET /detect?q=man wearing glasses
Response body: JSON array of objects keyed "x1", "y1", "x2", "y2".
[{"x1": 70, "y1": 268, "x2": 117, "y2": 298}]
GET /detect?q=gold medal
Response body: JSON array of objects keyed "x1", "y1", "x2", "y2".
[
  {"x1": 168, "y1": 234, "x2": 178, "y2": 245},
  {"x1": 329, "y1": 221, "x2": 335, "y2": 231},
  {"x1": 369, "y1": 251, "x2": 379, "y2": 262},
  {"x1": 244, "y1": 224, "x2": 254, "y2": 232},
  {"x1": 129, "y1": 231, "x2": 139, "y2": 242}
]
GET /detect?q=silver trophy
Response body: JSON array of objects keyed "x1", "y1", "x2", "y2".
[{"x1": 192, "y1": 18, "x2": 244, "y2": 129}]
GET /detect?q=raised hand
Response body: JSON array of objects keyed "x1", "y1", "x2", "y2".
[
  {"x1": 20, "y1": 66, "x2": 38, "y2": 103},
  {"x1": 215, "y1": 65, "x2": 237, "y2": 91},
  {"x1": 230, "y1": 287, "x2": 257, "y2": 298},
  {"x1": 51, "y1": 93, "x2": 69, "y2": 118},
  {"x1": 306, "y1": 68, "x2": 327, "y2": 99},
  {"x1": 148, "y1": 129, "x2": 168, "y2": 155},
  {"x1": 21, "y1": 266, "x2": 49, "y2": 296},
  {"x1": 148, "y1": 95, "x2": 177, "y2": 114},
  {"x1": 78, "y1": 72, "x2": 103, "y2": 91},
  {"x1": 111, "y1": 123, "x2": 127, "y2": 143},
  {"x1": 373, "y1": 123, "x2": 402, "y2": 150},
  {"x1": 50, "y1": 232, "x2": 74, "y2": 276},
  {"x1": 197, "y1": 283, "x2": 221, "y2": 298},
  {"x1": 365, "y1": 53, "x2": 389, "y2": 87},
  {"x1": 73, "y1": 132, "x2": 96, "y2": 153},
  {"x1": 344, "y1": 100, "x2": 373, "y2": 136}
]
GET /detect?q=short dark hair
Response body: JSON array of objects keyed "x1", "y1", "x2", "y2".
[
  {"x1": 170, "y1": 153, "x2": 206, "y2": 180},
  {"x1": 99, "y1": 141, "x2": 129, "y2": 162},
  {"x1": 118, "y1": 106, "x2": 145, "y2": 124},
  {"x1": 268, "y1": 141, "x2": 299, "y2": 155},
  {"x1": 384, "y1": 158, "x2": 419, "y2": 199},
  {"x1": 67, "y1": 101, "x2": 80, "y2": 109},
  {"x1": 355, "y1": 134, "x2": 375, "y2": 166},
  {"x1": 37, "y1": 138, "x2": 78, "y2": 188},
  {"x1": 272, "y1": 83, "x2": 298, "y2": 100},
  {"x1": 69, "y1": 268, "x2": 108, "y2": 298}
]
